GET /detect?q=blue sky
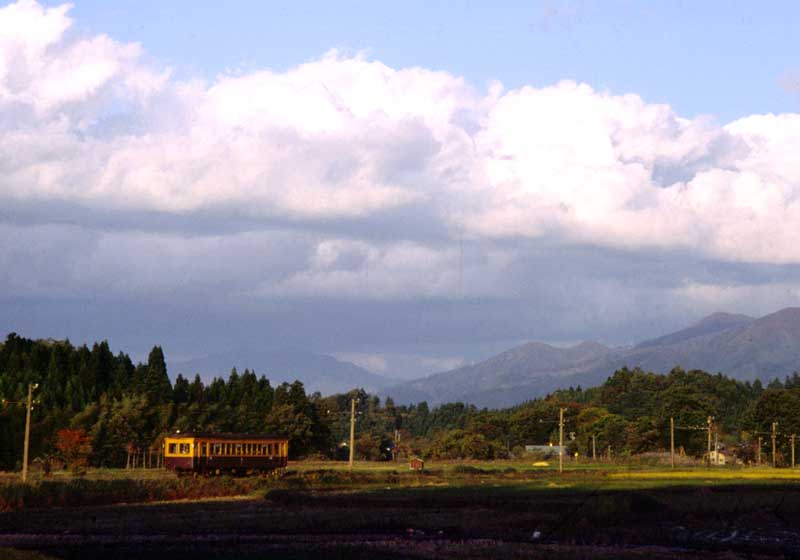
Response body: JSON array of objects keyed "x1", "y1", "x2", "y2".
[
  {"x1": 53, "y1": 0, "x2": 799, "y2": 122},
  {"x1": 3, "y1": 1, "x2": 800, "y2": 381}
]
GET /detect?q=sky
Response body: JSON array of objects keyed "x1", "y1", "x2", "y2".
[{"x1": 2, "y1": 0, "x2": 800, "y2": 380}]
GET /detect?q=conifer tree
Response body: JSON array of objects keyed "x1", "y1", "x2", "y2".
[{"x1": 145, "y1": 346, "x2": 173, "y2": 403}]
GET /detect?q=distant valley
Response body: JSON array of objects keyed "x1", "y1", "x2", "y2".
[{"x1": 171, "y1": 346, "x2": 390, "y2": 396}]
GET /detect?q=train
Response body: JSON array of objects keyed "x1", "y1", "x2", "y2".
[{"x1": 163, "y1": 432, "x2": 288, "y2": 475}]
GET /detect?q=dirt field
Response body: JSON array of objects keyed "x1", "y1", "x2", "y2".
[{"x1": 2, "y1": 462, "x2": 800, "y2": 558}]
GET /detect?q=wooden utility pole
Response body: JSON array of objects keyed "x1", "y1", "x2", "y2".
[
  {"x1": 22, "y1": 383, "x2": 38, "y2": 484},
  {"x1": 558, "y1": 407, "x2": 565, "y2": 474},
  {"x1": 714, "y1": 426, "x2": 719, "y2": 466},
  {"x1": 706, "y1": 416, "x2": 713, "y2": 468},
  {"x1": 792, "y1": 434, "x2": 796, "y2": 469},
  {"x1": 772, "y1": 421, "x2": 778, "y2": 468},
  {"x1": 348, "y1": 398, "x2": 356, "y2": 471},
  {"x1": 591, "y1": 435, "x2": 597, "y2": 461},
  {"x1": 394, "y1": 429, "x2": 400, "y2": 462},
  {"x1": 670, "y1": 417, "x2": 675, "y2": 469},
  {"x1": 757, "y1": 436, "x2": 762, "y2": 465}
]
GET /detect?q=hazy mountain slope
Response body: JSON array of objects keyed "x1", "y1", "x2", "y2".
[
  {"x1": 385, "y1": 308, "x2": 800, "y2": 408},
  {"x1": 385, "y1": 340, "x2": 616, "y2": 407},
  {"x1": 171, "y1": 346, "x2": 390, "y2": 395},
  {"x1": 634, "y1": 312, "x2": 754, "y2": 349}
]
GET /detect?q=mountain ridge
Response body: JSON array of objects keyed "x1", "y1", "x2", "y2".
[{"x1": 383, "y1": 308, "x2": 800, "y2": 408}]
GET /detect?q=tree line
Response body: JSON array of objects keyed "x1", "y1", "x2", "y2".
[{"x1": 1, "y1": 332, "x2": 799, "y2": 469}]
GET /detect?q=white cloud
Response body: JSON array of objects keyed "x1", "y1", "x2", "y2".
[{"x1": 3, "y1": 0, "x2": 800, "y2": 317}]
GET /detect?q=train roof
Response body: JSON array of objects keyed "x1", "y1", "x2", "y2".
[{"x1": 167, "y1": 432, "x2": 287, "y2": 440}]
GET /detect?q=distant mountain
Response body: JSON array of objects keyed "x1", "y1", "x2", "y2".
[
  {"x1": 171, "y1": 346, "x2": 390, "y2": 395},
  {"x1": 634, "y1": 312, "x2": 754, "y2": 349},
  {"x1": 384, "y1": 340, "x2": 616, "y2": 408},
  {"x1": 384, "y1": 307, "x2": 800, "y2": 408}
]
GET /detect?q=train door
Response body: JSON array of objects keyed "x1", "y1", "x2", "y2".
[{"x1": 196, "y1": 440, "x2": 208, "y2": 472}]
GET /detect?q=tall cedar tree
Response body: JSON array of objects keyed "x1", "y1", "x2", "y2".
[{"x1": 145, "y1": 346, "x2": 173, "y2": 403}]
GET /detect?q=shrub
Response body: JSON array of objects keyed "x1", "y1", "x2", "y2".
[{"x1": 451, "y1": 464, "x2": 486, "y2": 475}]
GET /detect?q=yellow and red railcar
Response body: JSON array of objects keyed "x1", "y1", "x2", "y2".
[{"x1": 163, "y1": 433, "x2": 288, "y2": 475}]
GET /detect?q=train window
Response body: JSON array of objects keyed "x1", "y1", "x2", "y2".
[
  {"x1": 261, "y1": 444, "x2": 267, "y2": 455},
  {"x1": 168, "y1": 443, "x2": 177, "y2": 454},
  {"x1": 212, "y1": 443, "x2": 221, "y2": 455},
  {"x1": 245, "y1": 444, "x2": 251, "y2": 455},
  {"x1": 201, "y1": 443, "x2": 207, "y2": 455},
  {"x1": 226, "y1": 443, "x2": 232, "y2": 455},
  {"x1": 267, "y1": 443, "x2": 273, "y2": 456},
  {"x1": 179, "y1": 443, "x2": 190, "y2": 454},
  {"x1": 235, "y1": 443, "x2": 243, "y2": 455}
]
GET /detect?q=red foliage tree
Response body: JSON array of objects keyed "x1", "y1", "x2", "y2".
[{"x1": 55, "y1": 428, "x2": 92, "y2": 474}]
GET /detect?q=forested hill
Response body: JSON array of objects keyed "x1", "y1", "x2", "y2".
[{"x1": 2, "y1": 332, "x2": 800, "y2": 470}]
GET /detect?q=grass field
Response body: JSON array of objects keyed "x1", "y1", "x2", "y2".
[{"x1": 2, "y1": 461, "x2": 800, "y2": 558}]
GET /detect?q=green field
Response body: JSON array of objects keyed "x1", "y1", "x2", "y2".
[{"x1": 2, "y1": 461, "x2": 800, "y2": 558}]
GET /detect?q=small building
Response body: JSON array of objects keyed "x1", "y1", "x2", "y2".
[
  {"x1": 706, "y1": 449, "x2": 729, "y2": 465},
  {"x1": 409, "y1": 457, "x2": 425, "y2": 471}
]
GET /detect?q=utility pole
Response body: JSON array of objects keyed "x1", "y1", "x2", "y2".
[
  {"x1": 348, "y1": 398, "x2": 356, "y2": 471},
  {"x1": 714, "y1": 426, "x2": 719, "y2": 466},
  {"x1": 772, "y1": 421, "x2": 778, "y2": 468},
  {"x1": 558, "y1": 407, "x2": 565, "y2": 474},
  {"x1": 670, "y1": 417, "x2": 675, "y2": 469},
  {"x1": 792, "y1": 434, "x2": 796, "y2": 469},
  {"x1": 706, "y1": 416, "x2": 713, "y2": 468},
  {"x1": 757, "y1": 436, "x2": 762, "y2": 466},
  {"x1": 394, "y1": 429, "x2": 400, "y2": 462},
  {"x1": 591, "y1": 435, "x2": 596, "y2": 461},
  {"x1": 22, "y1": 384, "x2": 37, "y2": 483}
]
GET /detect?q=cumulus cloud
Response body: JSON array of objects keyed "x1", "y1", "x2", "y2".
[
  {"x1": 3, "y1": 1, "x2": 800, "y2": 371},
  {"x1": 3, "y1": 0, "x2": 800, "y2": 269}
]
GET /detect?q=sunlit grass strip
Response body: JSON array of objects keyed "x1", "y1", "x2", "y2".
[{"x1": 609, "y1": 469, "x2": 800, "y2": 480}]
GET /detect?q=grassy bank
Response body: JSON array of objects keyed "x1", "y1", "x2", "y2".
[
  {"x1": 0, "y1": 476, "x2": 271, "y2": 511},
  {"x1": 2, "y1": 460, "x2": 800, "y2": 512}
]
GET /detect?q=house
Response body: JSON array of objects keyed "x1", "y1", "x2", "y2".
[{"x1": 706, "y1": 449, "x2": 729, "y2": 465}]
